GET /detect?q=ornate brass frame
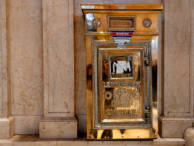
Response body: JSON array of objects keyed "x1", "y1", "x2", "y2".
[{"x1": 88, "y1": 40, "x2": 156, "y2": 139}]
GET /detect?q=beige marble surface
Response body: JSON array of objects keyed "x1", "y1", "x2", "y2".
[
  {"x1": 0, "y1": 135, "x2": 185, "y2": 146},
  {"x1": 0, "y1": 0, "x2": 15, "y2": 139},
  {"x1": 9, "y1": 0, "x2": 43, "y2": 116},
  {"x1": 0, "y1": 0, "x2": 4, "y2": 115},
  {"x1": 159, "y1": 116, "x2": 193, "y2": 138},
  {"x1": 0, "y1": 0, "x2": 10, "y2": 118},
  {"x1": 0, "y1": 117, "x2": 14, "y2": 139},
  {"x1": 14, "y1": 116, "x2": 41, "y2": 135},
  {"x1": 75, "y1": 51, "x2": 86, "y2": 115},
  {"x1": 154, "y1": 136, "x2": 185, "y2": 146},
  {"x1": 191, "y1": 0, "x2": 194, "y2": 119},
  {"x1": 43, "y1": 0, "x2": 74, "y2": 117},
  {"x1": 159, "y1": 0, "x2": 194, "y2": 138},
  {"x1": 163, "y1": 0, "x2": 192, "y2": 117},
  {"x1": 39, "y1": 118, "x2": 77, "y2": 138},
  {"x1": 41, "y1": 0, "x2": 77, "y2": 138}
]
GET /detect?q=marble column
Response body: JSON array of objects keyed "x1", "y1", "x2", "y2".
[
  {"x1": 0, "y1": 0, "x2": 15, "y2": 139},
  {"x1": 183, "y1": 2, "x2": 194, "y2": 145},
  {"x1": 39, "y1": 0, "x2": 77, "y2": 138},
  {"x1": 159, "y1": 0, "x2": 194, "y2": 138}
]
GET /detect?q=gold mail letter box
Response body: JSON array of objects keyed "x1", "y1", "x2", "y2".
[{"x1": 82, "y1": 4, "x2": 163, "y2": 140}]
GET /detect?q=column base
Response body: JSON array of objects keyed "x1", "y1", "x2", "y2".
[
  {"x1": 0, "y1": 116, "x2": 15, "y2": 139},
  {"x1": 184, "y1": 124, "x2": 194, "y2": 146},
  {"x1": 159, "y1": 116, "x2": 194, "y2": 138},
  {"x1": 39, "y1": 117, "x2": 77, "y2": 138}
]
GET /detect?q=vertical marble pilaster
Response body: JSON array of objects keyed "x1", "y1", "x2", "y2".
[
  {"x1": 0, "y1": 0, "x2": 15, "y2": 139},
  {"x1": 159, "y1": 0, "x2": 194, "y2": 138},
  {"x1": 8, "y1": 0, "x2": 43, "y2": 134},
  {"x1": 39, "y1": 0, "x2": 77, "y2": 138}
]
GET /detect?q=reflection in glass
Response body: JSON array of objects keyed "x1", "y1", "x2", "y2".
[
  {"x1": 103, "y1": 59, "x2": 109, "y2": 81},
  {"x1": 110, "y1": 56, "x2": 132, "y2": 78}
]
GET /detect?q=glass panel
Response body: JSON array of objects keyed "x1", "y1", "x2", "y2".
[
  {"x1": 110, "y1": 56, "x2": 133, "y2": 78},
  {"x1": 98, "y1": 48, "x2": 144, "y2": 123}
]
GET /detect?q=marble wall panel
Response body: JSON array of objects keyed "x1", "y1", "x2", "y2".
[
  {"x1": 9, "y1": 0, "x2": 43, "y2": 116},
  {"x1": 0, "y1": 0, "x2": 7, "y2": 117},
  {"x1": 75, "y1": 51, "x2": 86, "y2": 115},
  {"x1": 39, "y1": 120, "x2": 77, "y2": 138},
  {"x1": 43, "y1": 0, "x2": 70, "y2": 114},
  {"x1": 163, "y1": 0, "x2": 192, "y2": 117},
  {"x1": 43, "y1": 0, "x2": 74, "y2": 117},
  {"x1": 0, "y1": 0, "x2": 16, "y2": 139},
  {"x1": 0, "y1": 0, "x2": 3, "y2": 114},
  {"x1": 161, "y1": 120, "x2": 192, "y2": 138},
  {"x1": 191, "y1": 0, "x2": 194, "y2": 117},
  {"x1": 14, "y1": 116, "x2": 41, "y2": 135}
]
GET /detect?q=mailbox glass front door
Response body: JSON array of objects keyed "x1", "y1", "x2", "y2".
[
  {"x1": 90, "y1": 41, "x2": 154, "y2": 139},
  {"x1": 99, "y1": 48, "x2": 144, "y2": 123}
]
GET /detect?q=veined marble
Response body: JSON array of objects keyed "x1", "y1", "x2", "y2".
[
  {"x1": 9, "y1": 0, "x2": 43, "y2": 116},
  {"x1": 42, "y1": 0, "x2": 74, "y2": 118},
  {"x1": 0, "y1": 0, "x2": 15, "y2": 139},
  {"x1": 40, "y1": 0, "x2": 77, "y2": 138}
]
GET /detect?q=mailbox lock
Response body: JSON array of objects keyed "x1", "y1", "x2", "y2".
[{"x1": 105, "y1": 91, "x2": 112, "y2": 100}]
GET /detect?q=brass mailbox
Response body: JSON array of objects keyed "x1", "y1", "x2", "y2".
[{"x1": 82, "y1": 4, "x2": 163, "y2": 140}]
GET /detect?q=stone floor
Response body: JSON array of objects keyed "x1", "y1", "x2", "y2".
[{"x1": 0, "y1": 135, "x2": 185, "y2": 146}]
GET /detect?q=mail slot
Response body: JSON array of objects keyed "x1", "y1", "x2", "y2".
[{"x1": 82, "y1": 4, "x2": 163, "y2": 140}]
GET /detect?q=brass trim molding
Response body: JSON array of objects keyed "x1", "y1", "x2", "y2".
[
  {"x1": 81, "y1": 4, "x2": 163, "y2": 11},
  {"x1": 85, "y1": 32, "x2": 160, "y2": 36}
]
